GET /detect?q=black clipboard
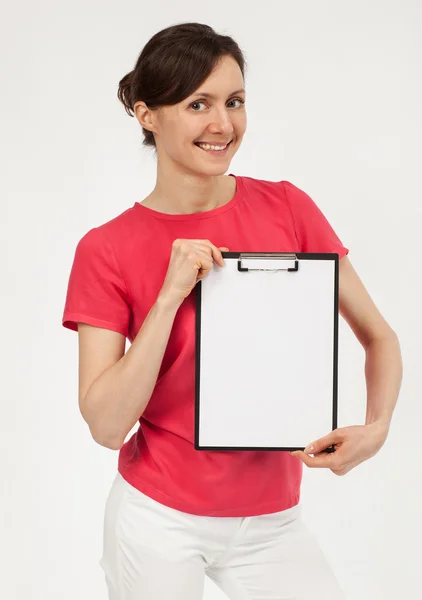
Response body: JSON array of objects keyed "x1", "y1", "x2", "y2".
[{"x1": 194, "y1": 252, "x2": 339, "y2": 453}]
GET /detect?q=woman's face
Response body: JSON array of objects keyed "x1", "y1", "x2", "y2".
[{"x1": 142, "y1": 55, "x2": 247, "y2": 175}]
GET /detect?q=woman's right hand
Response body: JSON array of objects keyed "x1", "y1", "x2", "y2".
[{"x1": 158, "y1": 238, "x2": 229, "y2": 307}]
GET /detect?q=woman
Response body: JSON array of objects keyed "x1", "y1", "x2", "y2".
[{"x1": 62, "y1": 22, "x2": 402, "y2": 600}]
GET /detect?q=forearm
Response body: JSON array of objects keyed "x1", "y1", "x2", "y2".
[
  {"x1": 364, "y1": 333, "x2": 403, "y2": 430},
  {"x1": 85, "y1": 294, "x2": 181, "y2": 449}
]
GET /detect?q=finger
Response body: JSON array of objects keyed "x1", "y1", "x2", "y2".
[
  {"x1": 290, "y1": 450, "x2": 337, "y2": 469},
  {"x1": 181, "y1": 245, "x2": 216, "y2": 271},
  {"x1": 219, "y1": 247, "x2": 230, "y2": 259},
  {"x1": 303, "y1": 429, "x2": 343, "y2": 455},
  {"x1": 195, "y1": 240, "x2": 228, "y2": 267},
  {"x1": 313, "y1": 450, "x2": 334, "y2": 460},
  {"x1": 195, "y1": 252, "x2": 215, "y2": 277},
  {"x1": 188, "y1": 240, "x2": 230, "y2": 267},
  {"x1": 210, "y1": 244, "x2": 225, "y2": 267}
]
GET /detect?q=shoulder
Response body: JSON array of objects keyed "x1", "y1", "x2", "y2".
[
  {"x1": 235, "y1": 174, "x2": 305, "y2": 209},
  {"x1": 236, "y1": 174, "x2": 283, "y2": 191},
  {"x1": 236, "y1": 174, "x2": 302, "y2": 197},
  {"x1": 75, "y1": 204, "x2": 141, "y2": 253}
]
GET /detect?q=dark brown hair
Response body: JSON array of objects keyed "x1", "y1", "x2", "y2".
[{"x1": 117, "y1": 22, "x2": 247, "y2": 149}]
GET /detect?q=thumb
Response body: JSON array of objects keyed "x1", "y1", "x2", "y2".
[{"x1": 304, "y1": 430, "x2": 341, "y2": 454}]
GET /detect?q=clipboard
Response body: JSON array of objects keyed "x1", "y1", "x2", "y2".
[{"x1": 194, "y1": 252, "x2": 340, "y2": 452}]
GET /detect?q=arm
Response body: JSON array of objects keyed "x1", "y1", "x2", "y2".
[
  {"x1": 78, "y1": 293, "x2": 181, "y2": 450},
  {"x1": 338, "y1": 256, "x2": 403, "y2": 433},
  {"x1": 75, "y1": 238, "x2": 227, "y2": 451},
  {"x1": 291, "y1": 255, "x2": 403, "y2": 473}
]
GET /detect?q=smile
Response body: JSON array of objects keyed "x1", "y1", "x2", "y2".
[{"x1": 194, "y1": 140, "x2": 233, "y2": 156}]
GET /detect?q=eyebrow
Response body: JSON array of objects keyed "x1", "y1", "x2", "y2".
[{"x1": 192, "y1": 88, "x2": 246, "y2": 99}]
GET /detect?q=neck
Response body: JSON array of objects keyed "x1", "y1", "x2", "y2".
[{"x1": 144, "y1": 158, "x2": 230, "y2": 215}]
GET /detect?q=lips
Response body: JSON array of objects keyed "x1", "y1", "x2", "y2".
[
  {"x1": 194, "y1": 139, "x2": 233, "y2": 147},
  {"x1": 194, "y1": 140, "x2": 233, "y2": 157}
]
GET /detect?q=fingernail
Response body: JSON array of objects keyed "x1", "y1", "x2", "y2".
[{"x1": 304, "y1": 445, "x2": 314, "y2": 454}]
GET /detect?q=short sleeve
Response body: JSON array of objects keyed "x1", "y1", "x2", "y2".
[
  {"x1": 283, "y1": 180, "x2": 349, "y2": 258},
  {"x1": 62, "y1": 227, "x2": 131, "y2": 336}
]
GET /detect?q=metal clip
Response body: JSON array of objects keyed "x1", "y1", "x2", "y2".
[{"x1": 237, "y1": 253, "x2": 299, "y2": 272}]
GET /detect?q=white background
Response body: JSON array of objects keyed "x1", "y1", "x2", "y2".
[{"x1": 2, "y1": 1, "x2": 421, "y2": 598}]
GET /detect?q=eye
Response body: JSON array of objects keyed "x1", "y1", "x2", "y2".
[
  {"x1": 189, "y1": 97, "x2": 246, "y2": 112},
  {"x1": 190, "y1": 101, "x2": 207, "y2": 112},
  {"x1": 228, "y1": 98, "x2": 246, "y2": 109}
]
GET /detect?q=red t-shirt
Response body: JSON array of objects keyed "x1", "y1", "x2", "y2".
[{"x1": 62, "y1": 174, "x2": 349, "y2": 517}]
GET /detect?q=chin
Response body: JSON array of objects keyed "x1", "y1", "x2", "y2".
[
  {"x1": 196, "y1": 163, "x2": 231, "y2": 177},
  {"x1": 187, "y1": 157, "x2": 232, "y2": 176}
]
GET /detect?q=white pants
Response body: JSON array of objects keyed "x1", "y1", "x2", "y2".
[{"x1": 99, "y1": 472, "x2": 345, "y2": 600}]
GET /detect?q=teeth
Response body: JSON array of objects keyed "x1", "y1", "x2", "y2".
[{"x1": 197, "y1": 142, "x2": 228, "y2": 151}]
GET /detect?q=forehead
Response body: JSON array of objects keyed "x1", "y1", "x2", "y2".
[
  {"x1": 190, "y1": 56, "x2": 245, "y2": 98},
  {"x1": 192, "y1": 88, "x2": 245, "y2": 100}
]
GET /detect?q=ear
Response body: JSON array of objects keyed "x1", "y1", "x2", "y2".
[{"x1": 133, "y1": 101, "x2": 158, "y2": 135}]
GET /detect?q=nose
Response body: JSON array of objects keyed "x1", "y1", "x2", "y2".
[{"x1": 207, "y1": 107, "x2": 235, "y2": 138}]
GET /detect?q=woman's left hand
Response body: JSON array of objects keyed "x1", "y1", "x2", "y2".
[{"x1": 290, "y1": 422, "x2": 389, "y2": 476}]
